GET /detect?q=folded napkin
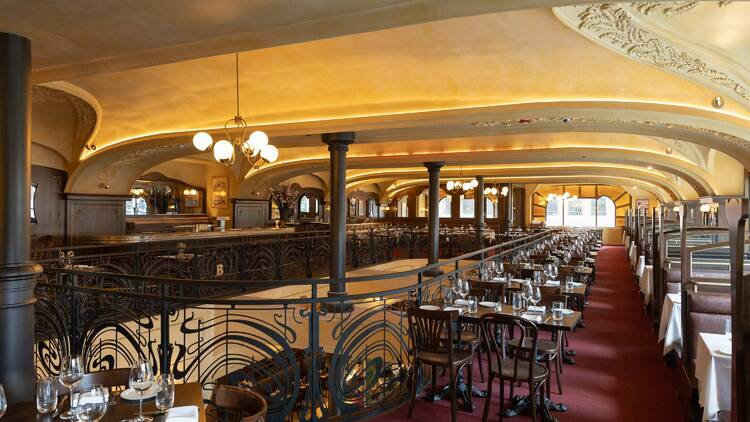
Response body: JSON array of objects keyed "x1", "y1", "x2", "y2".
[
  {"x1": 453, "y1": 299, "x2": 468, "y2": 306},
  {"x1": 544, "y1": 280, "x2": 560, "y2": 287},
  {"x1": 492, "y1": 277, "x2": 507, "y2": 282},
  {"x1": 166, "y1": 405, "x2": 200, "y2": 422},
  {"x1": 527, "y1": 305, "x2": 546, "y2": 314},
  {"x1": 570, "y1": 282, "x2": 583, "y2": 287},
  {"x1": 520, "y1": 313, "x2": 542, "y2": 322},
  {"x1": 443, "y1": 306, "x2": 464, "y2": 314}
]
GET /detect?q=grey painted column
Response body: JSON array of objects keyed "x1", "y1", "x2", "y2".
[
  {"x1": 323, "y1": 132, "x2": 355, "y2": 297},
  {"x1": 474, "y1": 176, "x2": 485, "y2": 248},
  {"x1": 0, "y1": 33, "x2": 41, "y2": 403},
  {"x1": 424, "y1": 162, "x2": 444, "y2": 276},
  {"x1": 505, "y1": 183, "x2": 513, "y2": 231}
]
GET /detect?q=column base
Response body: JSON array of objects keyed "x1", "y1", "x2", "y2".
[
  {"x1": 423, "y1": 268, "x2": 444, "y2": 277},
  {"x1": 0, "y1": 262, "x2": 41, "y2": 403},
  {"x1": 321, "y1": 291, "x2": 354, "y2": 313}
]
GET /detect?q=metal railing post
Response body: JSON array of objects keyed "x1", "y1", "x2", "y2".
[{"x1": 160, "y1": 283, "x2": 170, "y2": 375}]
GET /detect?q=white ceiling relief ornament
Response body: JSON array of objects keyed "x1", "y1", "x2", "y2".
[
  {"x1": 631, "y1": 2, "x2": 733, "y2": 17},
  {"x1": 554, "y1": 3, "x2": 750, "y2": 109}
]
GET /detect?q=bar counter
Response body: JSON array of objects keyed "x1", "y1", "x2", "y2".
[{"x1": 84, "y1": 226, "x2": 297, "y2": 245}]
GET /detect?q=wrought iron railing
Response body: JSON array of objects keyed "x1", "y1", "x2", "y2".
[{"x1": 33, "y1": 230, "x2": 553, "y2": 422}]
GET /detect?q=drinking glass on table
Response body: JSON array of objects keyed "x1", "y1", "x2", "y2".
[
  {"x1": 564, "y1": 276, "x2": 574, "y2": 292},
  {"x1": 129, "y1": 358, "x2": 155, "y2": 422},
  {"x1": 458, "y1": 279, "x2": 470, "y2": 309},
  {"x1": 467, "y1": 296, "x2": 478, "y2": 314},
  {"x1": 550, "y1": 265, "x2": 559, "y2": 281},
  {"x1": 451, "y1": 277, "x2": 462, "y2": 304},
  {"x1": 511, "y1": 292, "x2": 525, "y2": 313},
  {"x1": 154, "y1": 374, "x2": 175, "y2": 412},
  {"x1": 725, "y1": 319, "x2": 732, "y2": 340},
  {"x1": 529, "y1": 287, "x2": 541, "y2": 308},
  {"x1": 36, "y1": 376, "x2": 59, "y2": 414},
  {"x1": 0, "y1": 384, "x2": 6, "y2": 419},
  {"x1": 552, "y1": 301, "x2": 565, "y2": 321},
  {"x1": 442, "y1": 286, "x2": 453, "y2": 307},
  {"x1": 75, "y1": 384, "x2": 107, "y2": 422},
  {"x1": 59, "y1": 355, "x2": 84, "y2": 420}
]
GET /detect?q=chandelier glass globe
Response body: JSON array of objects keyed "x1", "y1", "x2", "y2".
[
  {"x1": 192, "y1": 132, "x2": 213, "y2": 151},
  {"x1": 213, "y1": 139, "x2": 234, "y2": 162},
  {"x1": 260, "y1": 144, "x2": 279, "y2": 163},
  {"x1": 244, "y1": 130, "x2": 269, "y2": 156},
  {"x1": 471, "y1": 179, "x2": 479, "y2": 188},
  {"x1": 446, "y1": 181, "x2": 455, "y2": 191}
]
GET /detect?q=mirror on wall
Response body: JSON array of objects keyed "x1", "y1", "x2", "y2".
[{"x1": 126, "y1": 172, "x2": 205, "y2": 216}]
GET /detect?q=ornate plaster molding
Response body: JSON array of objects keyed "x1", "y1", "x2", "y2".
[
  {"x1": 554, "y1": 4, "x2": 750, "y2": 109},
  {"x1": 631, "y1": 2, "x2": 732, "y2": 17},
  {"x1": 96, "y1": 143, "x2": 185, "y2": 181},
  {"x1": 32, "y1": 85, "x2": 98, "y2": 154},
  {"x1": 469, "y1": 116, "x2": 750, "y2": 151}
]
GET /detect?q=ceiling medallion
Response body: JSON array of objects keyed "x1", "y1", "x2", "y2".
[{"x1": 192, "y1": 53, "x2": 278, "y2": 168}]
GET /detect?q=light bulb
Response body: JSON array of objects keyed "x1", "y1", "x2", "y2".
[
  {"x1": 562, "y1": 192, "x2": 570, "y2": 199},
  {"x1": 245, "y1": 131, "x2": 269, "y2": 156},
  {"x1": 699, "y1": 204, "x2": 710, "y2": 213},
  {"x1": 501, "y1": 186, "x2": 509, "y2": 195},
  {"x1": 471, "y1": 179, "x2": 479, "y2": 188},
  {"x1": 260, "y1": 144, "x2": 279, "y2": 163},
  {"x1": 462, "y1": 182, "x2": 471, "y2": 191},
  {"x1": 571, "y1": 195, "x2": 578, "y2": 200},
  {"x1": 484, "y1": 187, "x2": 491, "y2": 195},
  {"x1": 447, "y1": 181, "x2": 454, "y2": 191},
  {"x1": 213, "y1": 139, "x2": 234, "y2": 162},
  {"x1": 183, "y1": 189, "x2": 190, "y2": 195},
  {"x1": 192, "y1": 132, "x2": 213, "y2": 151},
  {"x1": 673, "y1": 206, "x2": 680, "y2": 212},
  {"x1": 491, "y1": 187, "x2": 498, "y2": 195},
  {"x1": 190, "y1": 189, "x2": 198, "y2": 196}
]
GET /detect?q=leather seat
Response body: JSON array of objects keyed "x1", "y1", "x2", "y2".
[
  {"x1": 490, "y1": 359, "x2": 548, "y2": 382},
  {"x1": 417, "y1": 349, "x2": 473, "y2": 366},
  {"x1": 440, "y1": 329, "x2": 479, "y2": 344},
  {"x1": 508, "y1": 337, "x2": 558, "y2": 355}
]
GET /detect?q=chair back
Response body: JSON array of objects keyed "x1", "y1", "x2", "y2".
[
  {"x1": 408, "y1": 307, "x2": 460, "y2": 371},
  {"x1": 78, "y1": 368, "x2": 131, "y2": 391},
  {"x1": 539, "y1": 285, "x2": 561, "y2": 296},
  {"x1": 480, "y1": 313, "x2": 539, "y2": 383},
  {"x1": 474, "y1": 281, "x2": 506, "y2": 303},
  {"x1": 211, "y1": 384, "x2": 268, "y2": 422},
  {"x1": 539, "y1": 294, "x2": 568, "y2": 309}
]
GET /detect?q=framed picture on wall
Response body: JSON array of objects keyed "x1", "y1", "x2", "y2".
[
  {"x1": 211, "y1": 176, "x2": 229, "y2": 209},
  {"x1": 636, "y1": 199, "x2": 649, "y2": 210}
]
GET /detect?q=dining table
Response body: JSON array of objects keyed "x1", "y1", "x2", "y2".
[
  {"x1": 425, "y1": 299, "x2": 581, "y2": 422},
  {"x1": 658, "y1": 293, "x2": 682, "y2": 357},
  {"x1": 3, "y1": 382, "x2": 207, "y2": 422},
  {"x1": 694, "y1": 333, "x2": 732, "y2": 421}
]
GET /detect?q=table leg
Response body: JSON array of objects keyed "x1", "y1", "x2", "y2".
[
  {"x1": 432, "y1": 367, "x2": 488, "y2": 412},
  {"x1": 504, "y1": 394, "x2": 568, "y2": 422}
]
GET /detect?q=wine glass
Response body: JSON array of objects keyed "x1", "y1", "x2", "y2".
[
  {"x1": 75, "y1": 384, "x2": 107, "y2": 421},
  {"x1": 458, "y1": 279, "x2": 470, "y2": 309},
  {"x1": 451, "y1": 277, "x2": 461, "y2": 304},
  {"x1": 129, "y1": 359, "x2": 154, "y2": 422},
  {"x1": 442, "y1": 286, "x2": 453, "y2": 306},
  {"x1": 529, "y1": 287, "x2": 542, "y2": 308},
  {"x1": 59, "y1": 355, "x2": 84, "y2": 420},
  {"x1": 0, "y1": 384, "x2": 6, "y2": 419},
  {"x1": 550, "y1": 264, "x2": 559, "y2": 281},
  {"x1": 563, "y1": 251, "x2": 571, "y2": 265}
]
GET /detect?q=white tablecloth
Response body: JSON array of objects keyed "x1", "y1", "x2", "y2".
[
  {"x1": 695, "y1": 333, "x2": 732, "y2": 421},
  {"x1": 636, "y1": 255, "x2": 646, "y2": 277},
  {"x1": 624, "y1": 235, "x2": 630, "y2": 252},
  {"x1": 658, "y1": 293, "x2": 682, "y2": 356},
  {"x1": 639, "y1": 265, "x2": 654, "y2": 305},
  {"x1": 629, "y1": 242, "x2": 638, "y2": 269}
]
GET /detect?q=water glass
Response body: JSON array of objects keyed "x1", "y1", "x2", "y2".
[
  {"x1": 467, "y1": 296, "x2": 478, "y2": 314},
  {"x1": 552, "y1": 301, "x2": 565, "y2": 321},
  {"x1": 725, "y1": 319, "x2": 732, "y2": 340},
  {"x1": 36, "y1": 377, "x2": 59, "y2": 414},
  {"x1": 154, "y1": 374, "x2": 175, "y2": 411},
  {"x1": 564, "y1": 276, "x2": 574, "y2": 291},
  {"x1": 511, "y1": 292, "x2": 525, "y2": 312},
  {"x1": 75, "y1": 384, "x2": 107, "y2": 421},
  {"x1": 0, "y1": 384, "x2": 6, "y2": 418},
  {"x1": 441, "y1": 286, "x2": 453, "y2": 306}
]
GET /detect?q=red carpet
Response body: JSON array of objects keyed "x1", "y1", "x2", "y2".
[{"x1": 376, "y1": 246, "x2": 685, "y2": 422}]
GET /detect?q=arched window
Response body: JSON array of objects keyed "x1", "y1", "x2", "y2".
[
  {"x1": 397, "y1": 196, "x2": 409, "y2": 218},
  {"x1": 459, "y1": 194, "x2": 474, "y2": 218},
  {"x1": 417, "y1": 190, "x2": 428, "y2": 217},
  {"x1": 299, "y1": 194, "x2": 319, "y2": 219},
  {"x1": 439, "y1": 196, "x2": 452, "y2": 218},
  {"x1": 368, "y1": 198, "x2": 378, "y2": 218},
  {"x1": 485, "y1": 198, "x2": 497, "y2": 219},
  {"x1": 545, "y1": 195, "x2": 616, "y2": 227},
  {"x1": 299, "y1": 195, "x2": 310, "y2": 213}
]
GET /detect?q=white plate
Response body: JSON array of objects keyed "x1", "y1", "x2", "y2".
[
  {"x1": 562, "y1": 309, "x2": 574, "y2": 315},
  {"x1": 419, "y1": 305, "x2": 440, "y2": 311},
  {"x1": 479, "y1": 301, "x2": 497, "y2": 308},
  {"x1": 120, "y1": 384, "x2": 158, "y2": 401}
]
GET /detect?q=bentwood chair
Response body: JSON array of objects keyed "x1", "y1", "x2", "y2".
[
  {"x1": 480, "y1": 313, "x2": 548, "y2": 422},
  {"x1": 77, "y1": 368, "x2": 131, "y2": 390},
  {"x1": 209, "y1": 384, "x2": 268, "y2": 422},
  {"x1": 408, "y1": 307, "x2": 473, "y2": 422}
]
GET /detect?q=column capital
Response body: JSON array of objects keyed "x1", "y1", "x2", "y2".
[
  {"x1": 423, "y1": 161, "x2": 445, "y2": 172},
  {"x1": 322, "y1": 132, "x2": 355, "y2": 151}
]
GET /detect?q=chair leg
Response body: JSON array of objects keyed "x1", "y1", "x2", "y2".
[
  {"x1": 529, "y1": 381, "x2": 537, "y2": 422},
  {"x1": 408, "y1": 362, "x2": 418, "y2": 418},
  {"x1": 499, "y1": 378, "x2": 505, "y2": 422},
  {"x1": 482, "y1": 373, "x2": 494, "y2": 422},
  {"x1": 477, "y1": 346, "x2": 485, "y2": 382},
  {"x1": 431, "y1": 364, "x2": 437, "y2": 398},
  {"x1": 449, "y1": 366, "x2": 457, "y2": 422},
  {"x1": 545, "y1": 359, "x2": 552, "y2": 399},
  {"x1": 556, "y1": 355, "x2": 563, "y2": 395}
]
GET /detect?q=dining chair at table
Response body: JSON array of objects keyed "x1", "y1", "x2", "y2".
[
  {"x1": 77, "y1": 367, "x2": 131, "y2": 391},
  {"x1": 208, "y1": 384, "x2": 268, "y2": 422},
  {"x1": 479, "y1": 313, "x2": 549, "y2": 422},
  {"x1": 407, "y1": 307, "x2": 473, "y2": 422}
]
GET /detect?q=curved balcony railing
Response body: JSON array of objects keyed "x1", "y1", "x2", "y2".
[{"x1": 34, "y1": 230, "x2": 554, "y2": 422}]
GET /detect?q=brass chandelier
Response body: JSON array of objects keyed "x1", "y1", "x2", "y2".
[
  {"x1": 192, "y1": 53, "x2": 278, "y2": 168},
  {"x1": 445, "y1": 167, "x2": 478, "y2": 193}
]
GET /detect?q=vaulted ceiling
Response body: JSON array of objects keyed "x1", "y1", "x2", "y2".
[{"x1": 11, "y1": 1, "x2": 750, "y2": 203}]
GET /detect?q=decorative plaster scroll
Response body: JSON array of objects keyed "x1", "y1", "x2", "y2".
[
  {"x1": 96, "y1": 143, "x2": 184, "y2": 181},
  {"x1": 469, "y1": 116, "x2": 750, "y2": 151},
  {"x1": 32, "y1": 85, "x2": 97, "y2": 153},
  {"x1": 631, "y1": 2, "x2": 732, "y2": 17},
  {"x1": 554, "y1": 4, "x2": 750, "y2": 108}
]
